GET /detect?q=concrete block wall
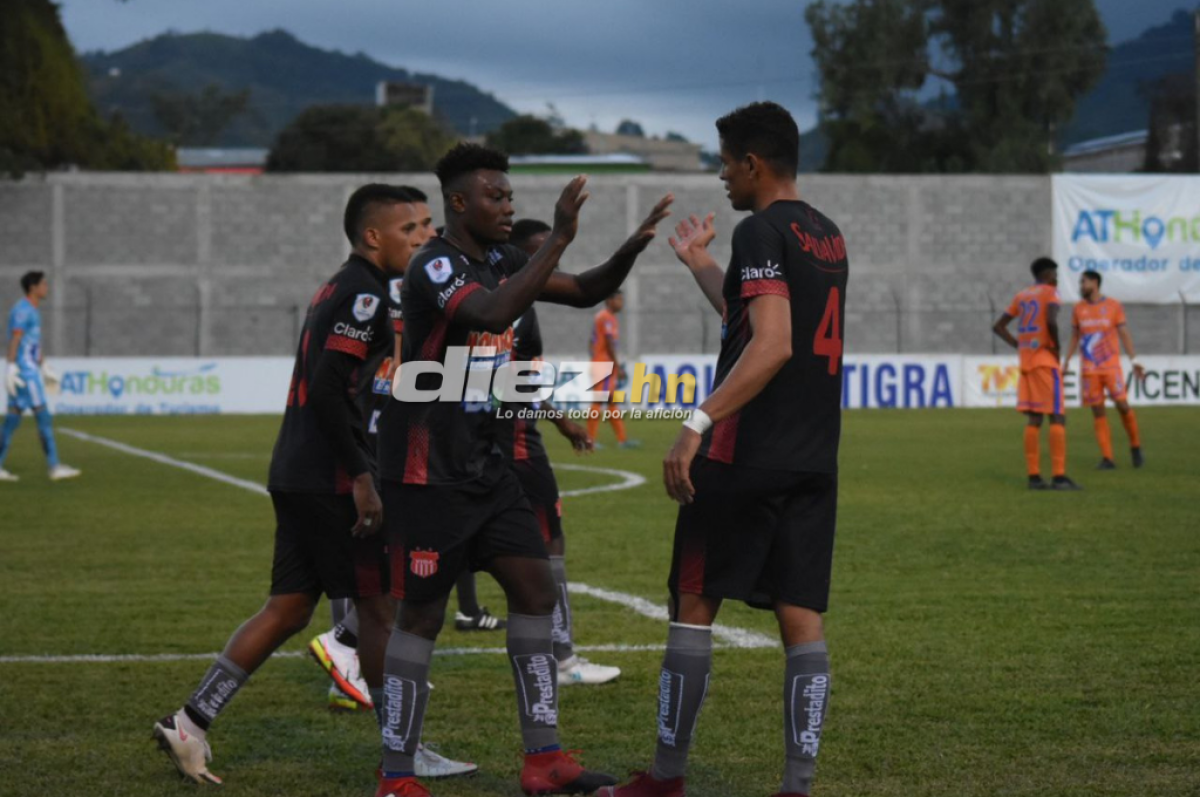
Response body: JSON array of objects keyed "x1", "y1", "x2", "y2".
[{"x1": 0, "y1": 172, "x2": 1196, "y2": 359}]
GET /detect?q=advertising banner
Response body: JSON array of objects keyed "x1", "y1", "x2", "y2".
[
  {"x1": 45, "y1": 357, "x2": 292, "y2": 415},
  {"x1": 962, "y1": 356, "x2": 1200, "y2": 408},
  {"x1": 36, "y1": 355, "x2": 1200, "y2": 415},
  {"x1": 1052, "y1": 174, "x2": 1200, "y2": 303}
]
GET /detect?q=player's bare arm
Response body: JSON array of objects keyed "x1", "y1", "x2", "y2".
[
  {"x1": 453, "y1": 176, "x2": 589, "y2": 332},
  {"x1": 1118, "y1": 324, "x2": 1146, "y2": 380},
  {"x1": 664, "y1": 294, "x2": 792, "y2": 504},
  {"x1": 1046, "y1": 303, "x2": 1061, "y2": 354},
  {"x1": 539, "y1": 194, "x2": 673, "y2": 307},
  {"x1": 307, "y1": 349, "x2": 382, "y2": 537},
  {"x1": 669, "y1": 212, "x2": 724, "y2": 314},
  {"x1": 1062, "y1": 324, "x2": 1081, "y2": 375},
  {"x1": 992, "y1": 313, "x2": 1018, "y2": 349},
  {"x1": 544, "y1": 398, "x2": 593, "y2": 453}
]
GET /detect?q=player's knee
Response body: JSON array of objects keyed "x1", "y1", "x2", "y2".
[
  {"x1": 397, "y1": 599, "x2": 446, "y2": 640},
  {"x1": 508, "y1": 582, "x2": 557, "y2": 616},
  {"x1": 264, "y1": 595, "x2": 315, "y2": 636}
]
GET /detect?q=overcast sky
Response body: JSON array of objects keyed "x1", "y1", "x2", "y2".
[{"x1": 60, "y1": 0, "x2": 1190, "y2": 148}]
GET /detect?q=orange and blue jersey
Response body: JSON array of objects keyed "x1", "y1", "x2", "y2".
[
  {"x1": 1072, "y1": 297, "x2": 1126, "y2": 375},
  {"x1": 590, "y1": 309, "x2": 618, "y2": 362},
  {"x1": 1005, "y1": 284, "x2": 1062, "y2": 372}
]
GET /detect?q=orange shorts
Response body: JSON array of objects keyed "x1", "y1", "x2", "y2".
[
  {"x1": 1017, "y1": 366, "x2": 1063, "y2": 415},
  {"x1": 1082, "y1": 370, "x2": 1127, "y2": 406}
]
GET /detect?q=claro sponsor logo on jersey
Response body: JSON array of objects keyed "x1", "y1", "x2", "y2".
[
  {"x1": 332, "y1": 322, "x2": 373, "y2": 342},
  {"x1": 436, "y1": 274, "x2": 469, "y2": 309},
  {"x1": 59, "y1": 363, "x2": 221, "y2": 399},
  {"x1": 740, "y1": 260, "x2": 783, "y2": 281}
]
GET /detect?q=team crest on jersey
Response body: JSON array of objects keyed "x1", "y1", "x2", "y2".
[
  {"x1": 487, "y1": 248, "x2": 504, "y2": 265},
  {"x1": 389, "y1": 278, "x2": 403, "y2": 305},
  {"x1": 425, "y1": 257, "x2": 454, "y2": 284},
  {"x1": 410, "y1": 549, "x2": 440, "y2": 578},
  {"x1": 352, "y1": 293, "x2": 380, "y2": 322}
]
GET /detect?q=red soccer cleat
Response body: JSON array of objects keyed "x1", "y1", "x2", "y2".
[
  {"x1": 595, "y1": 770, "x2": 686, "y2": 797},
  {"x1": 520, "y1": 748, "x2": 617, "y2": 795},
  {"x1": 375, "y1": 774, "x2": 432, "y2": 797}
]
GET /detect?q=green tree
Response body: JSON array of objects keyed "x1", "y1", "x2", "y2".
[
  {"x1": 0, "y1": 0, "x2": 173, "y2": 174},
  {"x1": 378, "y1": 106, "x2": 458, "y2": 170},
  {"x1": 267, "y1": 104, "x2": 459, "y2": 172},
  {"x1": 266, "y1": 105, "x2": 393, "y2": 172},
  {"x1": 150, "y1": 83, "x2": 251, "y2": 146},
  {"x1": 485, "y1": 114, "x2": 585, "y2": 155},
  {"x1": 806, "y1": 0, "x2": 1107, "y2": 173}
]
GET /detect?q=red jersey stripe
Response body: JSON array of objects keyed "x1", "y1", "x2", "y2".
[
  {"x1": 325, "y1": 335, "x2": 368, "y2": 359},
  {"x1": 707, "y1": 412, "x2": 740, "y2": 464}
]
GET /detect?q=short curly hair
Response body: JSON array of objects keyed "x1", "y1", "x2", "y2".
[{"x1": 435, "y1": 143, "x2": 509, "y2": 188}]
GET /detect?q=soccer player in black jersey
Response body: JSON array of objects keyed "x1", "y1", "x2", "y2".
[
  {"x1": 503, "y1": 219, "x2": 620, "y2": 685},
  {"x1": 152, "y1": 184, "x2": 417, "y2": 784},
  {"x1": 600, "y1": 102, "x2": 847, "y2": 797},
  {"x1": 372, "y1": 143, "x2": 671, "y2": 797}
]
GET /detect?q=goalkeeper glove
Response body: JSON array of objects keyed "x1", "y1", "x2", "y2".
[{"x1": 5, "y1": 363, "x2": 25, "y2": 397}]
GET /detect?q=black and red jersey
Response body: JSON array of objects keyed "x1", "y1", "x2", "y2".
[
  {"x1": 268, "y1": 255, "x2": 392, "y2": 493},
  {"x1": 377, "y1": 237, "x2": 528, "y2": 485},
  {"x1": 361, "y1": 274, "x2": 406, "y2": 446},
  {"x1": 698, "y1": 200, "x2": 849, "y2": 474},
  {"x1": 505, "y1": 305, "x2": 549, "y2": 463}
]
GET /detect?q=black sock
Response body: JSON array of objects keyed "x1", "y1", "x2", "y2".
[{"x1": 456, "y1": 571, "x2": 480, "y2": 617}]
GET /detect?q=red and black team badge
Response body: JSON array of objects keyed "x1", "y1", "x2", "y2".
[{"x1": 409, "y1": 549, "x2": 440, "y2": 578}]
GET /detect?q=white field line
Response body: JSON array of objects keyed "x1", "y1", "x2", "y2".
[
  {"x1": 59, "y1": 429, "x2": 268, "y2": 495},
  {"x1": 45, "y1": 428, "x2": 777, "y2": 660},
  {"x1": 0, "y1": 644, "x2": 724, "y2": 664}
]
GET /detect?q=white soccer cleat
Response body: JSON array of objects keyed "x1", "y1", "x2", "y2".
[
  {"x1": 152, "y1": 710, "x2": 222, "y2": 785},
  {"x1": 0, "y1": 468, "x2": 18, "y2": 482},
  {"x1": 308, "y1": 630, "x2": 371, "y2": 708},
  {"x1": 415, "y1": 742, "x2": 478, "y2": 779},
  {"x1": 48, "y1": 464, "x2": 81, "y2": 481},
  {"x1": 557, "y1": 655, "x2": 621, "y2": 685}
]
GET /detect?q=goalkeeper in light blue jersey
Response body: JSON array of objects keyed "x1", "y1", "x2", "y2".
[{"x1": 1, "y1": 271, "x2": 79, "y2": 482}]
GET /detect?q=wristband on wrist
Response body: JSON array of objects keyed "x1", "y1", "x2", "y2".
[{"x1": 683, "y1": 408, "x2": 713, "y2": 435}]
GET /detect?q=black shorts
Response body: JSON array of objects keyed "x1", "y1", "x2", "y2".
[
  {"x1": 512, "y1": 454, "x2": 563, "y2": 545},
  {"x1": 668, "y1": 458, "x2": 837, "y2": 613},
  {"x1": 269, "y1": 491, "x2": 388, "y2": 600},
  {"x1": 383, "y1": 468, "x2": 548, "y2": 603}
]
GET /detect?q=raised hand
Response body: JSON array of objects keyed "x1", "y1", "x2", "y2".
[
  {"x1": 615, "y1": 193, "x2": 674, "y2": 258},
  {"x1": 669, "y1": 213, "x2": 716, "y2": 267},
  {"x1": 552, "y1": 175, "x2": 590, "y2": 243}
]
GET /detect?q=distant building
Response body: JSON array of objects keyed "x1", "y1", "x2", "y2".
[
  {"x1": 1062, "y1": 131, "x2": 1147, "y2": 173},
  {"x1": 508, "y1": 153, "x2": 650, "y2": 174},
  {"x1": 583, "y1": 131, "x2": 703, "y2": 172},
  {"x1": 177, "y1": 148, "x2": 269, "y2": 174},
  {"x1": 376, "y1": 81, "x2": 434, "y2": 114}
]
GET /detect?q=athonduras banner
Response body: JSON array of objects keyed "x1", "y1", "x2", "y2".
[
  {"x1": 45, "y1": 358, "x2": 293, "y2": 415},
  {"x1": 1052, "y1": 175, "x2": 1200, "y2": 304}
]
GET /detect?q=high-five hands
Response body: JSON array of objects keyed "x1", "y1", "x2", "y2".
[
  {"x1": 552, "y1": 175, "x2": 591, "y2": 243},
  {"x1": 669, "y1": 213, "x2": 716, "y2": 268},
  {"x1": 614, "y1": 194, "x2": 674, "y2": 259}
]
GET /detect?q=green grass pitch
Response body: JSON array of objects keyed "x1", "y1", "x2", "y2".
[{"x1": 0, "y1": 409, "x2": 1197, "y2": 796}]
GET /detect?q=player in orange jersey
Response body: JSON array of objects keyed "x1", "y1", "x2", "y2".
[
  {"x1": 1062, "y1": 270, "x2": 1146, "y2": 470},
  {"x1": 587, "y1": 291, "x2": 638, "y2": 447},
  {"x1": 992, "y1": 258, "x2": 1081, "y2": 490}
]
